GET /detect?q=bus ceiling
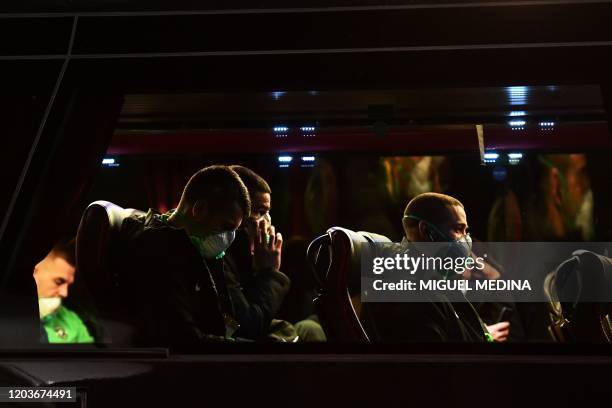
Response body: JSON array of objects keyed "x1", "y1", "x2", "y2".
[{"x1": 108, "y1": 85, "x2": 610, "y2": 155}]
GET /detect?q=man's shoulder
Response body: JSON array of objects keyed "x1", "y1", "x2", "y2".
[
  {"x1": 123, "y1": 210, "x2": 187, "y2": 246},
  {"x1": 120, "y1": 211, "x2": 202, "y2": 284},
  {"x1": 121, "y1": 211, "x2": 200, "y2": 270}
]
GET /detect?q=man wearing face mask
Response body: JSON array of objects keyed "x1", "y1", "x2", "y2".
[
  {"x1": 120, "y1": 165, "x2": 251, "y2": 347},
  {"x1": 34, "y1": 242, "x2": 94, "y2": 343},
  {"x1": 366, "y1": 192, "x2": 490, "y2": 342},
  {"x1": 406, "y1": 194, "x2": 510, "y2": 341},
  {"x1": 217, "y1": 165, "x2": 291, "y2": 340}
]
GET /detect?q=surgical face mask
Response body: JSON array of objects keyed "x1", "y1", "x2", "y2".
[
  {"x1": 426, "y1": 223, "x2": 472, "y2": 259},
  {"x1": 258, "y1": 212, "x2": 272, "y2": 243},
  {"x1": 252, "y1": 212, "x2": 271, "y2": 229},
  {"x1": 192, "y1": 230, "x2": 236, "y2": 260},
  {"x1": 243, "y1": 212, "x2": 272, "y2": 245},
  {"x1": 262, "y1": 212, "x2": 271, "y2": 224},
  {"x1": 38, "y1": 297, "x2": 62, "y2": 319},
  {"x1": 451, "y1": 233, "x2": 473, "y2": 259}
]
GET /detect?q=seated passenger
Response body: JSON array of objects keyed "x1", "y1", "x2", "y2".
[
  {"x1": 221, "y1": 165, "x2": 292, "y2": 340},
  {"x1": 119, "y1": 165, "x2": 250, "y2": 347},
  {"x1": 366, "y1": 192, "x2": 490, "y2": 342},
  {"x1": 34, "y1": 242, "x2": 94, "y2": 344}
]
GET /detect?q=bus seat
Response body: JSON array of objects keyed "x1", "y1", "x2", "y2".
[
  {"x1": 544, "y1": 250, "x2": 612, "y2": 343},
  {"x1": 307, "y1": 227, "x2": 391, "y2": 342},
  {"x1": 75, "y1": 200, "x2": 145, "y2": 345}
]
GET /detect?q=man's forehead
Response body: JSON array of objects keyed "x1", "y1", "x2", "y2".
[
  {"x1": 39, "y1": 260, "x2": 75, "y2": 283},
  {"x1": 52, "y1": 258, "x2": 75, "y2": 276},
  {"x1": 443, "y1": 204, "x2": 467, "y2": 224},
  {"x1": 253, "y1": 192, "x2": 271, "y2": 209}
]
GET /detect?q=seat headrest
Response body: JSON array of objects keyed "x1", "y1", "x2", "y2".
[
  {"x1": 76, "y1": 201, "x2": 145, "y2": 306},
  {"x1": 73, "y1": 201, "x2": 146, "y2": 344},
  {"x1": 327, "y1": 227, "x2": 391, "y2": 293},
  {"x1": 82, "y1": 200, "x2": 145, "y2": 233},
  {"x1": 545, "y1": 250, "x2": 612, "y2": 342},
  {"x1": 546, "y1": 250, "x2": 612, "y2": 309},
  {"x1": 306, "y1": 227, "x2": 391, "y2": 342},
  {"x1": 307, "y1": 234, "x2": 332, "y2": 289},
  {"x1": 307, "y1": 227, "x2": 391, "y2": 294}
]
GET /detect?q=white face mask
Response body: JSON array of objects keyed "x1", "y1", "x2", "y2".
[
  {"x1": 38, "y1": 297, "x2": 62, "y2": 319},
  {"x1": 259, "y1": 212, "x2": 272, "y2": 244},
  {"x1": 259, "y1": 212, "x2": 272, "y2": 225},
  {"x1": 193, "y1": 230, "x2": 236, "y2": 259}
]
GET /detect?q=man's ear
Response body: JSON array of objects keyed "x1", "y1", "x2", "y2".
[
  {"x1": 418, "y1": 220, "x2": 431, "y2": 241},
  {"x1": 401, "y1": 218, "x2": 410, "y2": 239},
  {"x1": 549, "y1": 167, "x2": 563, "y2": 207},
  {"x1": 191, "y1": 199, "x2": 208, "y2": 221}
]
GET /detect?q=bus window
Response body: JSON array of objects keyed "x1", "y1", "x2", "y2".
[{"x1": 58, "y1": 85, "x2": 610, "y2": 348}]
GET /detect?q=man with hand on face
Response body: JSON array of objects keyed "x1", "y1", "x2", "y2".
[
  {"x1": 219, "y1": 165, "x2": 291, "y2": 340},
  {"x1": 120, "y1": 165, "x2": 251, "y2": 347}
]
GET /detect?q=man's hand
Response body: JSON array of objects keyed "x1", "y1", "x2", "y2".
[
  {"x1": 252, "y1": 218, "x2": 283, "y2": 271},
  {"x1": 486, "y1": 321, "x2": 510, "y2": 342}
]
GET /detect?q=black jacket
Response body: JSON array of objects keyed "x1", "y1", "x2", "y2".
[
  {"x1": 221, "y1": 229, "x2": 291, "y2": 339},
  {"x1": 365, "y1": 296, "x2": 487, "y2": 343},
  {"x1": 119, "y1": 210, "x2": 227, "y2": 347},
  {"x1": 363, "y1": 242, "x2": 487, "y2": 343}
]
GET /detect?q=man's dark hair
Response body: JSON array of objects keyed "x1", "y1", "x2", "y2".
[
  {"x1": 403, "y1": 192, "x2": 464, "y2": 230},
  {"x1": 180, "y1": 165, "x2": 251, "y2": 216},
  {"x1": 229, "y1": 165, "x2": 271, "y2": 196},
  {"x1": 52, "y1": 238, "x2": 76, "y2": 266}
]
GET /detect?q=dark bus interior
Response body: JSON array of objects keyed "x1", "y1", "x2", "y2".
[{"x1": 2, "y1": 1, "x2": 612, "y2": 407}]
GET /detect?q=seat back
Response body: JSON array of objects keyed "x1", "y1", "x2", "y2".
[
  {"x1": 75, "y1": 200, "x2": 145, "y2": 344},
  {"x1": 307, "y1": 227, "x2": 391, "y2": 342},
  {"x1": 545, "y1": 250, "x2": 612, "y2": 343}
]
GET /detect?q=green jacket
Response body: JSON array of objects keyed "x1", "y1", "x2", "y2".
[{"x1": 42, "y1": 305, "x2": 94, "y2": 343}]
